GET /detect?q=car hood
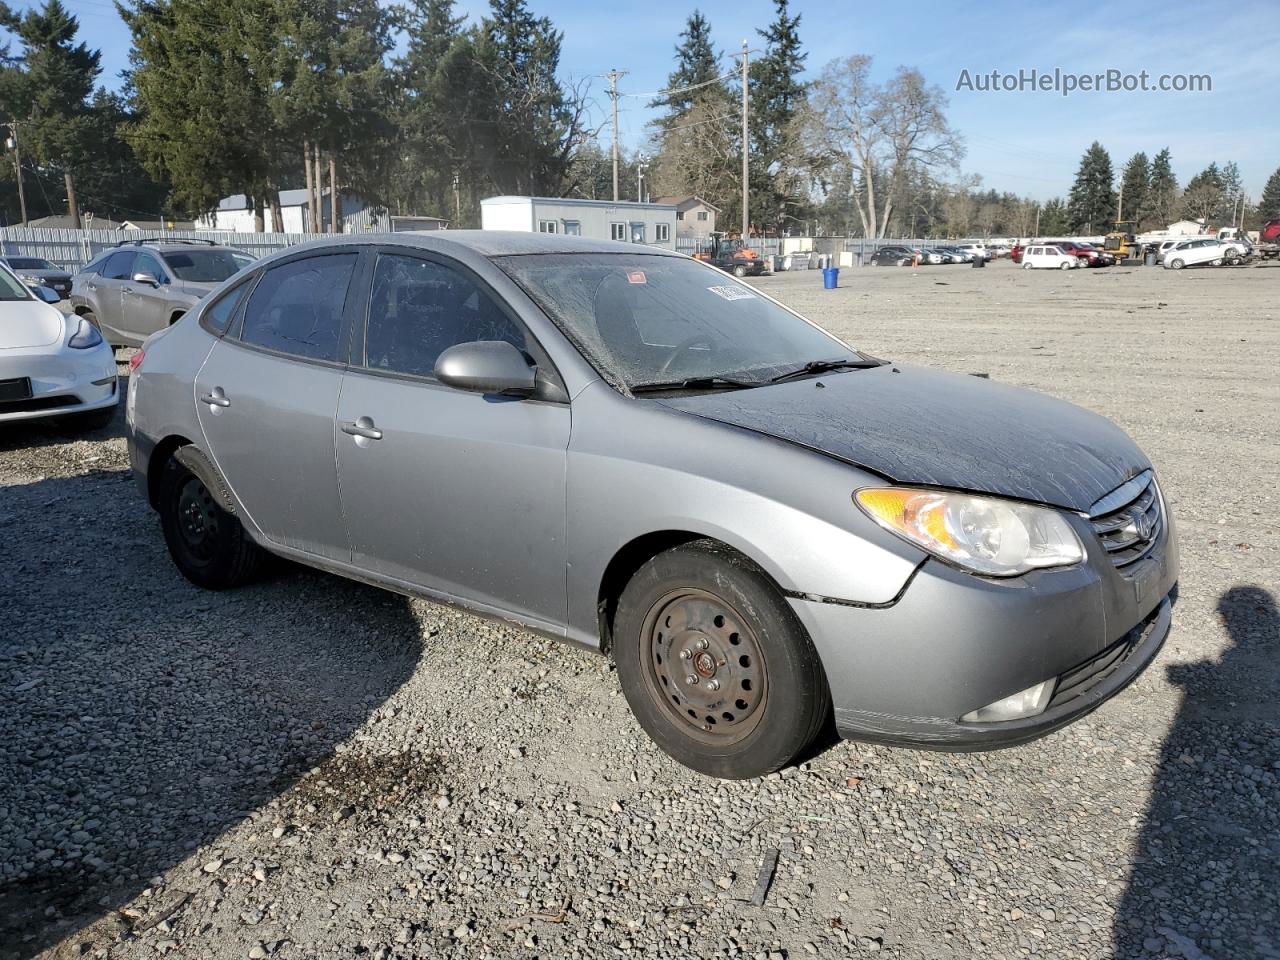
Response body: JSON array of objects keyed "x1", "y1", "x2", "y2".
[
  {"x1": 18, "y1": 269, "x2": 71, "y2": 281},
  {"x1": 658, "y1": 364, "x2": 1150, "y2": 512},
  {"x1": 0, "y1": 299, "x2": 65, "y2": 349}
]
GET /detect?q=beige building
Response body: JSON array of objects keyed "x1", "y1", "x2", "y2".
[{"x1": 653, "y1": 196, "x2": 719, "y2": 239}]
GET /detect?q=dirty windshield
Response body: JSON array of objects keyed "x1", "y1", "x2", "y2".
[{"x1": 496, "y1": 254, "x2": 861, "y2": 391}]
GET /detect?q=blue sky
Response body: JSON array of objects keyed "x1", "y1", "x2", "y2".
[{"x1": 18, "y1": 0, "x2": 1280, "y2": 201}]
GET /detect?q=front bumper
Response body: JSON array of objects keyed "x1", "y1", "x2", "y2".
[
  {"x1": 789, "y1": 508, "x2": 1179, "y2": 750},
  {"x1": 0, "y1": 342, "x2": 118, "y2": 423}
]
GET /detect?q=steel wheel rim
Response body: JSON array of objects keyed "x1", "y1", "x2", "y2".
[
  {"x1": 176, "y1": 476, "x2": 220, "y2": 561},
  {"x1": 640, "y1": 588, "x2": 768, "y2": 745}
]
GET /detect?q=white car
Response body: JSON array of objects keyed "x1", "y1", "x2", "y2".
[
  {"x1": 1021, "y1": 244, "x2": 1080, "y2": 270},
  {"x1": 1162, "y1": 238, "x2": 1234, "y2": 270},
  {"x1": 956, "y1": 243, "x2": 989, "y2": 260},
  {"x1": 0, "y1": 263, "x2": 118, "y2": 428},
  {"x1": 910, "y1": 248, "x2": 944, "y2": 265}
]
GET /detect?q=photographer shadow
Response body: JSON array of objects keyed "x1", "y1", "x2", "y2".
[{"x1": 1112, "y1": 585, "x2": 1280, "y2": 959}]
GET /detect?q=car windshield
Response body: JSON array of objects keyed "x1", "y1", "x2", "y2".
[
  {"x1": 6, "y1": 257, "x2": 56, "y2": 271},
  {"x1": 496, "y1": 253, "x2": 863, "y2": 391},
  {"x1": 0, "y1": 266, "x2": 33, "y2": 301},
  {"x1": 161, "y1": 249, "x2": 248, "y2": 282}
]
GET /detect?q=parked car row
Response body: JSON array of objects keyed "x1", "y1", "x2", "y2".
[
  {"x1": 868, "y1": 244, "x2": 986, "y2": 266},
  {"x1": 1155, "y1": 237, "x2": 1251, "y2": 269}
]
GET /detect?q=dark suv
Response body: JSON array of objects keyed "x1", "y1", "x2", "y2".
[
  {"x1": 70, "y1": 239, "x2": 254, "y2": 348},
  {"x1": 869, "y1": 245, "x2": 913, "y2": 266}
]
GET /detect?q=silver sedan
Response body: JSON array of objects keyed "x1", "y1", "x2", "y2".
[{"x1": 126, "y1": 232, "x2": 1178, "y2": 779}]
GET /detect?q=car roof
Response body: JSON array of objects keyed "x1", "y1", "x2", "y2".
[{"x1": 259, "y1": 230, "x2": 685, "y2": 260}]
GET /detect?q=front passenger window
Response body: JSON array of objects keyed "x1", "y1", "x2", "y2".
[
  {"x1": 240, "y1": 254, "x2": 356, "y2": 362},
  {"x1": 365, "y1": 254, "x2": 525, "y2": 378}
]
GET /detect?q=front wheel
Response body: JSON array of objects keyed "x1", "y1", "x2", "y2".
[
  {"x1": 1170, "y1": 258, "x2": 1185, "y2": 270},
  {"x1": 732, "y1": 264, "x2": 747, "y2": 278},
  {"x1": 613, "y1": 540, "x2": 831, "y2": 779},
  {"x1": 1059, "y1": 260, "x2": 1072, "y2": 270},
  {"x1": 158, "y1": 455, "x2": 264, "y2": 589}
]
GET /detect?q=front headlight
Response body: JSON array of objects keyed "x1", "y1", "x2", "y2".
[
  {"x1": 67, "y1": 316, "x2": 104, "y2": 350},
  {"x1": 855, "y1": 487, "x2": 1085, "y2": 577}
]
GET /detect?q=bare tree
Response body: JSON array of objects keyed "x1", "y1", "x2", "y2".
[{"x1": 803, "y1": 55, "x2": 961, "y2": 238}]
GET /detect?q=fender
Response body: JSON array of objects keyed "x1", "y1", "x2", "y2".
[{"x1": 173, "y1": 444, "x2": 237, "y2": 515}]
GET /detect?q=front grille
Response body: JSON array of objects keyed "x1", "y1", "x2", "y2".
[{"x1": 1088, "y1": 470, "x2": 1162, "y2": 569}]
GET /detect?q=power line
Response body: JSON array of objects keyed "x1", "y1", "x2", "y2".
[{"x1": 623, "y1": 69, "x2": 740, "y2": 100}]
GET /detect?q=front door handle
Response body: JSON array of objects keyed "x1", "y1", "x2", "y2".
[
  {"x1": 341, "y1": 416, "x2": 383, "y2": 441},
  {"x1": 199, "y1": 387, "x2": 231, "y2": 408},
  {"x1": 121, "y1": 286, "x2": 133, "y2": 294}
]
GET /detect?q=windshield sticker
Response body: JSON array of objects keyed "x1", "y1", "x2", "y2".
[
  {"x1": 707, "y1": 284, "x2": 756, "y2": 302},
  {"x1": 627, "y1": 270, "x2": 647, "y2": 284}
]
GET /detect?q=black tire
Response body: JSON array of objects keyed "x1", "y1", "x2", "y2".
[
  {"x1": 613, "y1": 539, "x2": 831, "y2": 779},
  {"x1": 732, "y1": 264, "x2": 747, "y2": 278},
  {"x1": 158, "y1": 454, "x2": 263, "y2": 590}
]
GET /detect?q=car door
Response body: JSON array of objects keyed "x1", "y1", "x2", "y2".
[
  {"x1": 195, "y1": 250, "x2": 361, "y2": 561},
  {"x1": 120, "y1": 251, "x2": 172, "y2": 338},
  {"x1": 90, "y1": 251, "x2": 135, "y2": 342},
  {"x1": 334, "y1": 248, "x2": 570, "y2": 632}
]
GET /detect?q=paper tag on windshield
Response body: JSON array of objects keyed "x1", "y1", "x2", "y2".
[
  {"x1": 627, "y1": 270, "x2": 647, "y2": 284},
  {"x1": 707, "y1": 285, "x2": 756, "y2": 301}
]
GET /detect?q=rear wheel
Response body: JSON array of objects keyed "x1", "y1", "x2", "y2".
[
  {"x1": 1211, "y1": 258, "x2": 1223, "y2": 267},
  {"x1": 158, "y1": 455, "x2": 263, "y2": 589},
  {"x1": 1023, "y1": 262, "x2": 1033, "y2": 270},
  {"x1": 732, "y1": 264, "x2": 747, "y2": 278},
  {"x1": 613, "y1": 540, "x2": 830, "y2": 779}
]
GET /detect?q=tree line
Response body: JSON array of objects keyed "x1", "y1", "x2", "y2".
[{"x1": 2, "y1": 0, "x2": 1279, "y2": 235}]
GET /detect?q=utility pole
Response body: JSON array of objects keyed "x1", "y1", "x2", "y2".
[
  {"x1": 636, "y1": 152, "x2": 648, "y2": 203},
  {"x1": 1116, "y1": 176, "x2": 1124, "y2": 225},
  {"x1": 453, "y1": 172, "x2": 461, "y2": 225},
  {"x1": 1033, "y1": 203, "x2": 1040, "y2": 238},
  {"x1": 740, "y1": 40, "x2": 749, "y2": 240},
  {"x1": 604, "y1": 69, "x2": 628, "y2": 203},
  {"x1": 65, "y1": 172, "x2": 80, "y2": 230},
  {"x1": 5, "y1": 122, "x2": 27, "y2": 227}
]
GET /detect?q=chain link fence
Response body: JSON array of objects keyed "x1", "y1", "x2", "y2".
[{"x1": 0, "y1": 227, "x2": 328, "y2": 272}]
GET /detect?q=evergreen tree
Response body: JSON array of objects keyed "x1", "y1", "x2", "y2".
[
  {"x1": 389, "y1": 0, "x2": 467, "y2": 218},
  {"x1": 1259, "y1": 166, "x2": 1280, "y2": 221},
  {"x1": 121, "y1": 0, "x2": 284, "y2": 216},
  {"x1": 5, "y1": 0, "x2": 100, "y2": 227},
  {"x1": 1218, "y1": 160, "x2": 1243, "y2": 223},
  {"x1": 1180, "y1": 162, "x2": 1223, "y2": 223},
  {"x1": 651, "y1": 11, "x2": 730, "y2": 130},
  {"x1": 1039, "y1": 197, "x2": 1069, "y2": 235},
  {"x1": 1148, "y1": 147, "x2": 1178, "y2": 228},
  {"x1": 748, "y1": 0, "x2": 807, "y2": 233},
  {"x1": 1119, "y1": 152, "x2": 1150, "y2": 228},
  {"x1": 1066, "y1": 141, "x2": 1115, "y2": 233},
  {"x1": 648, "y1": 11, "x2": 737, "y2": 225}
]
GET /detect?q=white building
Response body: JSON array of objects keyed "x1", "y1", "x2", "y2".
[
  {"x1": 196, "y1": 190, "x2": 416, "y2": 234},
  {"x1": 480, "y1": 196, "x2": 677, "y2": 249},
  {"x1": 652, "y1": 195, "x2": 719, "y2": 240}
]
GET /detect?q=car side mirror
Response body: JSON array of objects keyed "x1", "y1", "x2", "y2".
[
  {"x1": 132, "y1": 271, "x2": 160, "y2": 287},
  {"x1": 33, "y1": 285, "x2": 61, "y2": 304},
  {"x1": 435, "y1": 340, "x2": 537, "y2": 397}
]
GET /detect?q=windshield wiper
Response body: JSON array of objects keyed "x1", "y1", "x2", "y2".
[
  {"x1": 630, "y1": 375, "x2": 760, "y2": 395},
  {"x1": 768, "y1": 357, "x2": 884, "y2": 383}
]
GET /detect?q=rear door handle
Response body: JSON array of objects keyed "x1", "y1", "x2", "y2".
[
  {"x1": 199, "y1": 387, "x2": 231, "y2": 408},
  {"x1": 341, "y1": 416, "x2": 383, "y2": 441}
]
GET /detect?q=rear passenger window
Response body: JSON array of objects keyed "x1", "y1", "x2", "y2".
[
  {"x1": 239, "y1": 254, "x2": 356, "y2": 362},
  {"x1": 202, "y1": 281, "x2": 252, "y2": 335},
  {"x1": 364, "y1": 254, "x2": 525, "y2": 378}
]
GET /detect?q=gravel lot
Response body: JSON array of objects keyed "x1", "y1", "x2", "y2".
[{"x1": 2, "y1": 259, "x2": 1277, "y2": 960}]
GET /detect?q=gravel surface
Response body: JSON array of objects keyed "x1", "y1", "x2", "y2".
[{"x1": 2, "y1": 259, "x2": 1277, "y2": 960}]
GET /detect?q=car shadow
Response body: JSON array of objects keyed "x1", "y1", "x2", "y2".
[
  {"x1": 0, "y1": 468, "x2": 426, "y2": 959},
  {"x1": 1112, "y1": 585, "x2": 1280, "y2": 959}
]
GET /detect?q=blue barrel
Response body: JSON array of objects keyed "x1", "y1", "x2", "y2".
[{"x1": 822, "y1": 267, "x2": 839, "y2": 289}]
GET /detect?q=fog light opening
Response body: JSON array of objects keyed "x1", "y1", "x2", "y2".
[{"x1": 961, "y1": 678, "x2": 1056, "y2": 723}]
